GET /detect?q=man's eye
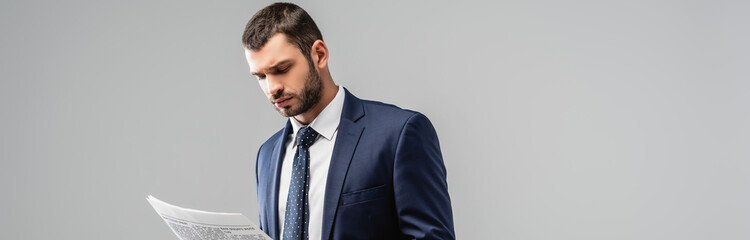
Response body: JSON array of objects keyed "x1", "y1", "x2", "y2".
[
  {"x1": 277, "y1": 67, "x2": 289, "y2": 73},
  {"x1": 256, "y1": 74, "x2": 266, "y2": 80}
]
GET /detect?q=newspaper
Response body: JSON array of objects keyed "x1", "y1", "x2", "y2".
[{"x1": 147, "y1": 195, "x2": 271, "y2": 240}]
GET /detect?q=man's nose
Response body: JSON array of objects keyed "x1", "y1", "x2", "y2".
[{"x1": 265, "y1": 75, "x2": 283, "y2": 97}]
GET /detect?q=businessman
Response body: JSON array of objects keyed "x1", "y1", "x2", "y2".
[{"x1": 242, "y1": 3, "x2": 454, "y2": 240}]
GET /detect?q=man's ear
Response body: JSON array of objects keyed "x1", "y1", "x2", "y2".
[{"x1": 310, "y1": 40, "x2": 328, "y2": 69}]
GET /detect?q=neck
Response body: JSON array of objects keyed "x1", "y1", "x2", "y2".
[{"x1": 293, "y1": 82, "x2": 338, "y2": 125}]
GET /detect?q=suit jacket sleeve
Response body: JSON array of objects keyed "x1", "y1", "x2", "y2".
[
  {"x1": 393, "y1": 113, "x2": 456, "y2": 239},
  {"x1": 255, "y1": 146, "x2": 264, "y2": 231}
]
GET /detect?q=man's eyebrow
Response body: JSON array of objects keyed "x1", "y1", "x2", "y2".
[{"x1": 251, "y1": 59, "x2": 294, "y2": 76}]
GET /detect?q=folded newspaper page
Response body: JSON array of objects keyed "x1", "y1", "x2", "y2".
[{"x1": 147, "y1": 195, "x2": 271, "y2": 240}]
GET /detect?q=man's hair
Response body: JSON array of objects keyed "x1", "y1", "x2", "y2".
[{"x1": 242, "y1": 2, "x2": 323, "y2": 61}]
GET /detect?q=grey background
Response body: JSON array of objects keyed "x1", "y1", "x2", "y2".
[{"x1": 1, "y1": 0, "x2": 748, "y2": 239}]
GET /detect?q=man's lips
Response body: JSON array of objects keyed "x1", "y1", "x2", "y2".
[{"x1": 273, "y1": 96, "x2": 292, "y2": 108}]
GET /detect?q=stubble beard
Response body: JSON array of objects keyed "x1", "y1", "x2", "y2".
[{"x1": 274, "y1": 63, "x2": 323, "y2": 117}]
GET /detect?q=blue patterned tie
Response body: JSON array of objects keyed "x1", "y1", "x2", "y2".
[{"x1": 283, "y1": 126, "x2": 319, "y2": 240}]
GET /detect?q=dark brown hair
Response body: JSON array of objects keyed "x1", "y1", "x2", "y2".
[{"x1": 242, "y1": 2, "x2": 323, "y2": 61}]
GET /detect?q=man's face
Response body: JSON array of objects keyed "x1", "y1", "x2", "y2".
[{"x1": 245, "y1": 34, "x2": 322, "y2": 117}]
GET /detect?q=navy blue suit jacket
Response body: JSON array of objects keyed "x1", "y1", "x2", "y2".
[{"x1": 256, "y1": 88, "x2": 454, "y2": 240}]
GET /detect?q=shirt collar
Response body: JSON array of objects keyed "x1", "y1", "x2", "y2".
[{"x1": 289, "y1": 85, "x2": 345, "y2": 143}]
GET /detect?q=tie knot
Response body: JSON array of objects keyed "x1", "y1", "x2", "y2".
[{"x1": 296, "y1": 127, "x2": 319, "y2": 149}]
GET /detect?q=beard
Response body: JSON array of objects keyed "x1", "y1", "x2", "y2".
[{"x1": 272, "y1": 63, "x2": 323, "y2": 117}]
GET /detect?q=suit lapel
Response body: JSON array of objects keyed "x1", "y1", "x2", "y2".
[
  {"x1": 321, "y1": 89, "x2": 365, "y2": 240},
  {"x1": 267, "y1": 121, "x2": 291, "y2": 240}
]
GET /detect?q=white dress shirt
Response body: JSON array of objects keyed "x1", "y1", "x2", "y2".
[{"x1": 278, "y1": 85, "x2": 345, "y2": 240}]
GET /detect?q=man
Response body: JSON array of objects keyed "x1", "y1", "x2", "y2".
[{"x1": 242, "y1": 3, "x2": 454, "y2": 240}]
